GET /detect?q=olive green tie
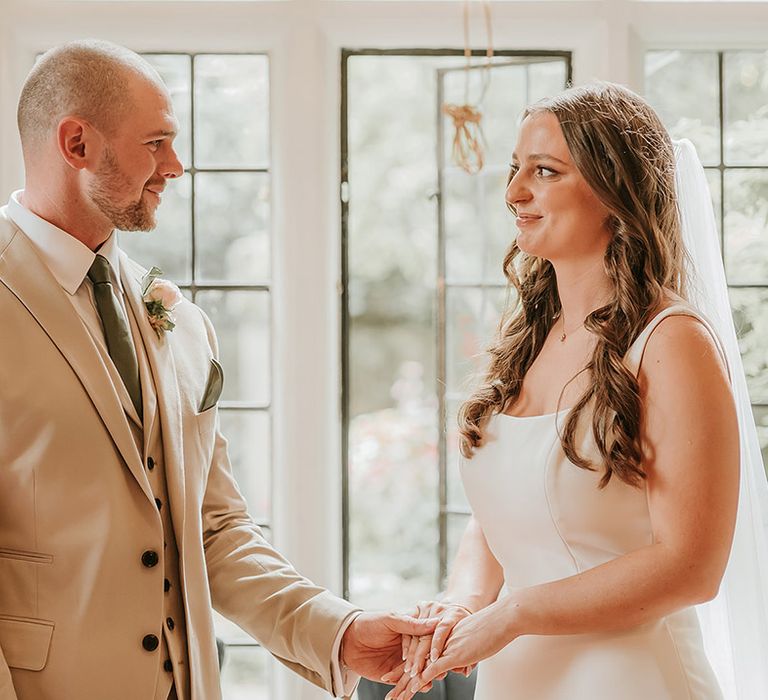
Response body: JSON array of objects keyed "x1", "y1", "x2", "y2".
[{"x1": 88, "y1": 255, "x2": 143, "y2": 420}]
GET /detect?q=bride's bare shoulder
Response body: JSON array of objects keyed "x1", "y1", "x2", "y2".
[
  {"x1": 636, "y1": 303, "x2": 737, "y2": 485},
  {"x1": 645, "y1": 288, "x2": 686, "y2": 319},
  {"x1": 638, "y1": 309, "x2": 729, "y2": 401}
]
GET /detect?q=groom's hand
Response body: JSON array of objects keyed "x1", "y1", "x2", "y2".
[{"x1": 341, "y1": 611, "x2": 440, "y2": 682}]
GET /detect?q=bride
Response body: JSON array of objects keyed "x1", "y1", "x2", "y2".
[{"x1": 384, "y1": 82, "x2": 768, "y2": 700}]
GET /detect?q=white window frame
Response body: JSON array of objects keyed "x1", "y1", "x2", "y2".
[{"x1": 1, "y1": 2, "x2": 766, "y2": 698}]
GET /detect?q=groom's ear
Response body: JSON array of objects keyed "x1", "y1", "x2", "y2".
[{"x1": 57, "y1": 117, "x2": 99, "y2": 170}]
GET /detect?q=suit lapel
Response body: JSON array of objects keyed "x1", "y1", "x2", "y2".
[
  {"x1": 120, "y1": 253, "x2": 187, "y2": 551},
  {"x1": 0, "y1": 222, "x2": 152, "y2": 501}
]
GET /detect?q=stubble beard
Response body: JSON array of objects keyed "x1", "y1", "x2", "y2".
[{"x1": 88, "y1": 146, "x2": 158, "y2": 232}]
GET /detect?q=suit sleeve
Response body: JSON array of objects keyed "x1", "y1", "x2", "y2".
[{"x1": 195, "y1": 308, "x2": 361, "y2": 694}]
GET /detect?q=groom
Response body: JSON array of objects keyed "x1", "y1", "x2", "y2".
[{"x1": 0, "y1": 40, "x2": 434, "y2": 700}]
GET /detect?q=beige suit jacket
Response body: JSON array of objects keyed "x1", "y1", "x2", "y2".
[{"x1": 0, "y1": 208, "x2": 359, "y2": 699}]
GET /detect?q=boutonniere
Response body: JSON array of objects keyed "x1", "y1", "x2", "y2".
[{"x1": 141, "y1": 266, "x2": 183, "y2": 337}]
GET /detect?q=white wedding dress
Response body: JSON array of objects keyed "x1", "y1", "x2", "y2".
[{"x1": 460, "y1": 304, "x2": 725, "y2": 699}]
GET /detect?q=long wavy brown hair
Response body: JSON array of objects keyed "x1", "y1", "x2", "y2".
[{"x1": 458, "y1": 82, "x2": 687, "y2": 487}]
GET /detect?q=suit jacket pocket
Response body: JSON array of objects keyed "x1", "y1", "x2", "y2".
[
  {"x1": 0, "y1": 548, "x2": 53, "y2": 565},
  {"x1": 0, "y1": 615, "x2": 54, "y2": 671}
]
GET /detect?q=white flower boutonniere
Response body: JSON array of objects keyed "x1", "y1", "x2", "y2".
[{"x1": 141, "y1": 266, "x2": 183, "y2": 337}]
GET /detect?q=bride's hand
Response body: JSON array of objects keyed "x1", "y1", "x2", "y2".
[
  {"x1": 408, "y1": 601, "x2": 473, "y2": 677},
  {"x1": 399, "y1": 601, "x2": 517, "y2": 700},
  {"x1": 382, "y1": 600, "x2": 474, "y2": 699}
]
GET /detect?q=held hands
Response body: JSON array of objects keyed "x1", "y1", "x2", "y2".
[
  {"x1": 382, "y1": 600, "x2": 474, "y2": 699},
  {"x1": 340, "y1": 611, "x2": 441, "y2": 683},
  {"x1": 384, "y1": 601, "x2": 516, "y2": 700}
]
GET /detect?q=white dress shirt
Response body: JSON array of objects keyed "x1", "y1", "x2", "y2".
[
  {"x1": 7, "y1": 190, "x2": 127, "y2": 358},
  {"x1": 6, "y1": 190, "x2": 361, "y2": 698}
]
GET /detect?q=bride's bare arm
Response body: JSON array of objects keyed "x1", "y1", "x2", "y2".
[
  {"x1": 443, "y1": 515, "x2": 504, "y2": 612},
  {"x1": 403, "y1": 316, "x2": 739, "y2": 698}
]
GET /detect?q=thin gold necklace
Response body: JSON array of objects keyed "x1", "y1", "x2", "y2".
[{"x1": 557, "y1": 311, "x2": 585, "y2": 343}]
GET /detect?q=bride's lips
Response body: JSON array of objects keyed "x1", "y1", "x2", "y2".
[{"x1": 516, "y1": 213, "x2": 543, "y2": 227}]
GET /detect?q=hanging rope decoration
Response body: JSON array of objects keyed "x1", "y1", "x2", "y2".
[{"x1": 442, "y1": 0, "x2": 494, "y2": 175}]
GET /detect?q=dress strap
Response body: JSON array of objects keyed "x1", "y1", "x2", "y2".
[{"x1": 623, "y1": 303, "x2": 730, "y2": 379}]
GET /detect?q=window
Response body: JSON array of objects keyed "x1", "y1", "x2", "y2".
[
  {"x1": 119, "y1": 53, "x2": 273, "y2": 699},
  {"x1": 645, "y1": 49, "x2": 768, "y2": 473},
  {"x1": 342, "y1": 50, "x2": 571, "y2": 609}
]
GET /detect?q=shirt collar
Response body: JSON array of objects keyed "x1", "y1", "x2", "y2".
[
  {"x1": 95, "y1": 227, "x2": 123, "y2": 293},
  {"x1": 7, "y1": 190, "x2": 123, "y2": 296}
]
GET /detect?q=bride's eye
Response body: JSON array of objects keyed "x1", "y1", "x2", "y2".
[{"x1": 536, "y1": 166, "x2": 558, "y2": 178}]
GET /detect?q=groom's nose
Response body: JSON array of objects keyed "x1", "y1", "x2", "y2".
[{"x1": 159, "y1": 145, "x2": 184, "y2": 180}]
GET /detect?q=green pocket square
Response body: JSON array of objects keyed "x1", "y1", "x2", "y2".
[{"x1": 199, "y1": 358, "x2": 224, "y2": 412}]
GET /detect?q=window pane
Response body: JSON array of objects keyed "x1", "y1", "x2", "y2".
[
  {"x1": 348, "y1": 398, "x2": 439, "y2": 609},
  {"x1": 704, "y1": 167, "x2": 723, "y2": 238},
  {"x1": 446, "y1": 286, "x2": 483, "y2": 396},
  {"x1": 119, "y1": 172, "x2": 192, "y2": 282},
  {"x1": 195, "y1": 172, "x2": 270, "y2": 283},
  {"x1": 347, "y1": 54, "x2": 446, "y2": 609},
  {"x1": 444, "y1": 168, "x2": 514, "y2": 286},
  {"x1": 446, "y1": 398, "x2": 468, "y2": 511},
  {"x1": 195, "y1": 291, "x2": 271, "y2": 405},
  {"x1": 220, "y1": 409, "x2": 270, "y2": 522},
  {"x1": 724, "y1": 169, "x2": 768, "y2": 285},
  {"x1": 440, "y1": 59, "x2": 567, "y2": 170},
  {"x1": 442, "y1": 64, "x2": 527, "y2": 168},
  {"x1": 724, "y1": 51, "x2": 768, "y2": 166},
  {"x1": 645, "y1": 51, "x2": 720, "y2": 166},
  {"x1": 446, "y1": 286, "x2": 508, "y2": 396},
  {"x1": 752, "y1": 406, "x2": 768, "y2": 478},
  {"x1": 527, "y1": 60, "x2": 569, "y2": 103},
  {"x1": 349, "y1": 322, "x2": 435, "y2": 415},
  {"x1": 194, "y1": 55, "x2": 269, "y2": 169},
  {"x1": 730, "y1": 288, "x2": 768, "y2": 403},
  {"x1": 144, "y1": 54, "x2": 192, "y2": 168},
  {"x1": 445, "y1": 287, "x2": 508, "y2": 512},
  {"x1": 219, "y1": 644, "x2": 272, "y2": 700}
]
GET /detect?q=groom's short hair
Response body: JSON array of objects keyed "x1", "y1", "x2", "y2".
[{"x1": 17, "y1": 39, "x2": 160, "y2": 152}]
